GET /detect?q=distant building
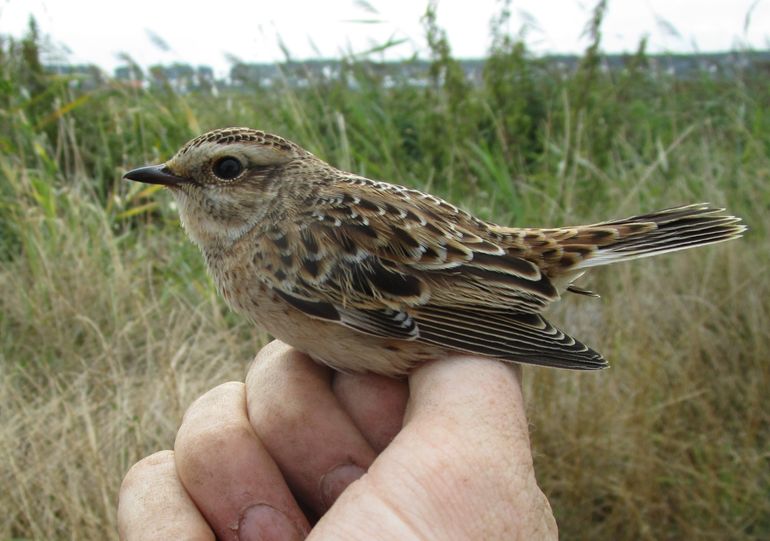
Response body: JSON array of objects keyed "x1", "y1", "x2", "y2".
[
  {"x1": 43, "y1": 51, "x2": 770, "y2": 93},
  {"x1": 45, "y1": 63, "x2": 106, "y2": 89},
  {"x1": 114, "y1": 65, "x2": 144, "y2": 89}
]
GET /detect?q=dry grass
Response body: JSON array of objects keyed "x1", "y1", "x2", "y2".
[
  {"x1": 529, "y1": 246, "x2": 770, "y2": 539},
  {"x1": 0, "y1": 174, "x2": 265, "y2": 538},
  {"x1": 2, "y1": 14, "x2": 769, "y2": 538}
]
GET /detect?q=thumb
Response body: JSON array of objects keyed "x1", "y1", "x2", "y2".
[
  {"x1": 381, "y1": 357, "x2": 556, "y2": 539},
  {"x1": 405, "y1": 356, "x2": 529, "y2": 455},
  {"x1": 311, "y1": 357, "x2": 557, "y2": 540}
]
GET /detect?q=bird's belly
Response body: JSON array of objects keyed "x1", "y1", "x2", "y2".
[{"x1": 215, "y1": 267, "x2": 436, "y2": 376}]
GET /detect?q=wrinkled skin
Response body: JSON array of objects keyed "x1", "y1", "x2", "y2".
[{"x1": 118, "y1": 341, "x2": 558, "y2": 540}]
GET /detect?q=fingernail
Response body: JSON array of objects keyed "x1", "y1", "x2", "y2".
[
  {"x1": 238, "y1": 504, "x2": 304, "y2": 541},
  {"x1": 321, "y1": 463, "x2": 366, "y2": 508}
]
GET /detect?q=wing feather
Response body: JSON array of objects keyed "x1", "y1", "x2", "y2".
[
  {"x1": 415, "y1": 306, "x2": 606, "y2": 370},
  {"x1": 251, "y1": 185, "x2": 604, "y2": 370}
]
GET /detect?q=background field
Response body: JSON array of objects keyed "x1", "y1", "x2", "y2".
[{"x1": 1, "y1": 4, "x2": 769, "y2": 540}]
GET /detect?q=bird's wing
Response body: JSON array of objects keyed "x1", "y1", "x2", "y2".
[{"x1": 251, "y1": 179, "x2": 605, "y2": 369}]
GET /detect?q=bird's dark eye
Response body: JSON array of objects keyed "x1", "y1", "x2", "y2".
[{"x1": 212, "y1": 156, "x2": 243, "y2": 180}]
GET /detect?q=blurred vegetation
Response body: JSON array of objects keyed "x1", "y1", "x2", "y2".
[{"x1": 1, "y1": 2, "x2": 768, "y2": 539}]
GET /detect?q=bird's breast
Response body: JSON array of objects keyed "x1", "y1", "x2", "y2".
[{"x1": 204, "y1": 244, "x2": 274, "y2": 321}]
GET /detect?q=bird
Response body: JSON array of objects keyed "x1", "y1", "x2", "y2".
[{"x1": 124, "y1": 127, "x2": 745, "y2": 375}]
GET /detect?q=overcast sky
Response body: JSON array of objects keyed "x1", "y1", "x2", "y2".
[{"x1": 1, "y1": 0, "x2": 768, "y2": 75}]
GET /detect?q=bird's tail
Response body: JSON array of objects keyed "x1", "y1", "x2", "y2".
[{"x1": 572, "y1": 203, "x2": 745, "y2": 270}]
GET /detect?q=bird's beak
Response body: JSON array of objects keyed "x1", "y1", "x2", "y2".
[{"x1": 123, "y1": 164, "x2": 188, "y2": 187}]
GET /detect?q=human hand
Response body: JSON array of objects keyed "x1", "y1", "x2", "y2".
[{"x1": 118, "y1": 340, "x2": 557, "y2": 540}]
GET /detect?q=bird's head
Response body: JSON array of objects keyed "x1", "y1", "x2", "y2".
[{"x1": 124, "y1": 127, "x2": 315, "y2": 248}]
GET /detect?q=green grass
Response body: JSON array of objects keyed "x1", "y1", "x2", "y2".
[{"x1": 1, "y1": 6, "x2": 769, "y2": 539}]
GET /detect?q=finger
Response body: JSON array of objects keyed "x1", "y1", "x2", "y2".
[
  {"x1": 312, "y1": 358, "x2": 555, "y2": 540},
  {"x1": 315, "y1": 357, "x2": 556, "y2": 540},
  {"x1": 246, "y1": 341, "x2": 376, "y2": 515},
  {"x1": 406, "y1": 357, "x2": 529, "y2": 454},
  {"x1": 118, "y1": 450, "x2": 214, "y2": 541},
  {"x1": 400, "y1": 357, "x2": 553, "y2": 536},
  {"x1": 402, "y1": 357, "x2": 535, "y2": 482},
  {"x1": 174, "y1": 381, "x2": 309, "y2": 541},
  {"x1": 331, "y1": 372, "x2": 409, "y2": 452}
]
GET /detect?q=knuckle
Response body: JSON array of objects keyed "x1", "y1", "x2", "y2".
[{"x1": 121, "y1": 450, "x2": 174, "y2": 493}]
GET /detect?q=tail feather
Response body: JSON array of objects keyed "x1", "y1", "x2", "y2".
[{"x1": 575, "y1": 204, "x2": 745, "y2": 269}]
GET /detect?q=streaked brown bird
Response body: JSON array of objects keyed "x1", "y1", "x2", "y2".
[{"x1": 124, "y1": 127, "x2": 745, "y2": 375}]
